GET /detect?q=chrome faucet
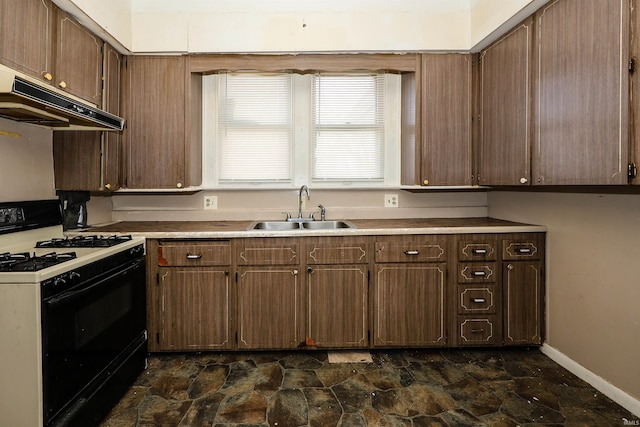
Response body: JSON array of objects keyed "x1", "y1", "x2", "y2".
[{"x1": 298, "y1": 185, "x2": 310, "y2": 219}]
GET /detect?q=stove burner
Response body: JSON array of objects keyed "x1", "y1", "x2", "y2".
[
  {"x1": 0, "y1": 251, "x2": 77, "y2": 272},
  {"x1": 36, "y1": 234, "x2": 132, "y2": 248}
]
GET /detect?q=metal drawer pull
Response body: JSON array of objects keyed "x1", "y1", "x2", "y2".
[
  {"x1": 470, "y1": 329, "x2": 485, "y2": 333},
  {"x1": 186, "y1": 253, "x2": 202, "y2": 260},
  {"x1": 404, "y1": 250, "x2": 420, "y2": 255},
  {"x1": 516, "y1": 248, "x2": 532, "y2": 253},
  {"x1": 472, "y1": 249, "x2": 487, "y2": 254},
  {"x1": 472, "y1": 298, "x2": 486, "y2": 303},
  {"x1": 472, "y1": 271, "x2": 487, "y2": 276}
]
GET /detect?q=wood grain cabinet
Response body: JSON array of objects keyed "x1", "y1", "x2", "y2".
[
  {"x1": 304, "y1": 238, "x2": 370, "y2": 348},
  {"x1": 401, "y1": 53, "x2": 472, "y2": 187},
  {"x1": 532, "y1": 0, "x2": 630, "y2": 185},
  {"x1": 503, "y1": 234, "x2": 545, "y2": 345},
  {"x1": 0, "y1": 0, "x2": 103, "y2": 105},
  {"x1": 454, "y1": 237, "x2": 501, "y2": 346},
  {"x1": 372, "y1": 236, "x2": 448, "y2": 347},
  {"x1": 478, "y1": 17, "x2": 533, "y2": 186},
  {"x1": 151, "y1": 240, "x2": 232, "y2": 352},
  {"x1": 121, "y1": 55, "x2": 201, "y2": 189},
  {"x1": 53, "y1": 43, "x2": 122, "y2": 192},
  {"x1": 236, "y1": 239, "x2": 304, "y2": 349}
]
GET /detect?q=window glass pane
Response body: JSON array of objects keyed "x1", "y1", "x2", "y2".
[
  {"x1": 218, "y1": 73, "x2": 292, "y2": 182},
  {"x1": 312, "y1": 74, "x2": 385, "y2": 182}
]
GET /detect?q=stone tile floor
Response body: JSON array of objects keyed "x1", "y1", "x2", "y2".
[{"x1": 99, "y1": 348, "x2": 638, "y2": 426}]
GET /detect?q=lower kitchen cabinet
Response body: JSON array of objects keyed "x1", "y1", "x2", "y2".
[
  {"x1": 145, "y1": 231, "x2": 544, "y2": 352},
  {"x1": 149, "y1": 239, "x2": 232, "y2": 351},
  {"x1": 236, "y1": 239, "x2": 304, "y2": 349},
  {"x1": 159, "y1": 268, "x2": 231, "y2": 351},
  {"x1": 503, "y1": 235, "x2": 545, "y2": 345},
  {"x1": 373, "y1": 264, "x2": 447, "y2": 346},
  {"x1": 305, "y1": 239, "x2": 370, "y2": 348},
  {"x1": 373, "y1": 237, "x2": 449, "y2": 347},
  {"x1": 236, "y1": 267, "x2": 304, "y2": 349}
]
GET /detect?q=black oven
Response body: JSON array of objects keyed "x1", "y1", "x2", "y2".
[{"x1": 41, "y1": 246, "x2": 147, "y2": 427}]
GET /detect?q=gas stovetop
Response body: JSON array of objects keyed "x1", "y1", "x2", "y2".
[
  {"x1": 0, "y1": 251, "x2": 77, "y2": 272},
  {"x1": 35, "y1": 234, "x2": 133, "y2": 248}
]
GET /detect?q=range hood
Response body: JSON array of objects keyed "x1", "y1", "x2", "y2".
[{"x1": 0, "y1": 64, "x2": 124, "y2": 131}]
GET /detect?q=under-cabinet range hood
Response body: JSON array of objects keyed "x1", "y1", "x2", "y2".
[{"x1": 0, "y1": 64, "x2": 124, "y2": 131}]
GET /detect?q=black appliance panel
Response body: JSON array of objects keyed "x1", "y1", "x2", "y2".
[{"x1": 41, "y1": 252, "x2": 146, "y2": 426}]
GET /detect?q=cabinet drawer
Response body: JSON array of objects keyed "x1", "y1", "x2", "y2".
[
  {"x1": 238, "y1": 245, "x2": 299, "y2": 265},
  {"x1": 457, "y1": 285, "x2": 497, "y2": 314},
  {"x1": 502, "y1": 239, "x2": 541, "y2": 260},
  {"x1": 374, "y1": 241, "x2": 447, "y2": 263},
  {"x1": 457, "y1": 241, "x2": 497, "y2": 261},
  {"x1": 458, "y1": 316, "x2": 499, "y2": 345},
  {"x1": 306, "y1": 243, "x2": 369, "y2": 264},
  {"x1": 158, "y1": 241, "x2": 231, "y2": 266},
  {"x1": 457, "y1": 262, "x2": 497, "y2": 283}
]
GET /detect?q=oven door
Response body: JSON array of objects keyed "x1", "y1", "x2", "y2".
[{"x1": 41, "y1": 256, "x2": 146, "y2": 426}]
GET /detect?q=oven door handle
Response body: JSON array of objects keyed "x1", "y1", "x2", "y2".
[{"x1": 45, "y1": 258, "x2": 144, "y2": 309}]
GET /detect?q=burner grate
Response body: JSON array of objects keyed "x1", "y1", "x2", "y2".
[
  {"x1": 0, "y1": 251, "x2": 77, "y2": 272},
  {"x1": 36, "y1": 234, "x2": 132, "y2": 248}
]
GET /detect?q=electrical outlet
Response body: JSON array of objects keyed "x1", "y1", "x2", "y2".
[
  {"x1": 384, "y1": 194, "x2": 398, "y2": 208},
  {"x1": 203, "y1": 195, "x2": 217, "y2": 210}
]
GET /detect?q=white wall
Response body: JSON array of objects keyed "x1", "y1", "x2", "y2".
[
  {"x1": 488, "y1": 191, "x2": 640, "y2": 403},
  {"x1": 60, "y1": 0, "x2": 546, "y2": 53},
  {"x1": 0, "y1": 118, "x2": 55, "y2": 203}
]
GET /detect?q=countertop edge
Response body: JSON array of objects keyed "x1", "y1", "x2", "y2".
[{"x1": 80, "y1": 225, "x2": 547, "y2": 239}]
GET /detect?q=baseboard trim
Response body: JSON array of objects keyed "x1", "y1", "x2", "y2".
[{"x1": 540, "y1": 343, "x2": 640, "y2": 417}]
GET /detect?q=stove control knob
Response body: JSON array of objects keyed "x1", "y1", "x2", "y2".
[
  {"x1": 54, "y1": 275, "x2": 67, "y2": 288},
  {"x1": 68, "y1": 271, "x2": 81, "y2": 283},
  {"x1": 130, "y1": 246, "x2": 144, "y2": 257}
]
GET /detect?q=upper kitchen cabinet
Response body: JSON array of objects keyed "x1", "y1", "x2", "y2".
[
  {"x1": 101, "y1": 44, "x2": 123, "y2": 191},
  {"x1": 532, "y1": 0, "x2": 630, "y2": 185},
  {"x1": 0, "y1": 0, "x2": 104, "y2": 105},
  {"x1": 402, "y1": 54, "x2": 472, "y2": 186},
  {"x1": 0, "y1": 0, "x2": 53, "y2": 81},
  {"x1": 54, "y1": 7, "x2": 103, "y2": 105},
  {"x1": 53, "y1": 43, "x2": 122, "y2": 192},
  {"x1": 121, "y1": 55, "x2": 202, "y2": 189},
  {"x1": 478, "y1": 17, "x2": 534, "y2": 186}
]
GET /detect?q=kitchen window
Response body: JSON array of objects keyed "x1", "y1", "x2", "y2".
[{"x1": 202, "y1": 71, "x2": 401, "y2": 188}]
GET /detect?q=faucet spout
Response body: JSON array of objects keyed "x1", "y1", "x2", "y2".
[{"x1": 298, "y1": 185, "x2": 310, "y2": 219}]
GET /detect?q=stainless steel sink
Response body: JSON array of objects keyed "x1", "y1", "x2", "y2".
[
  {"x1": 301, "y1": 220, "x2": 354, "y2": 230},
  {"x1": 251, "y1": 221, "x2": 302, "y2": 230},
  {"x1": 249, "y1": 220, "x2": 355, "y2": 230}
]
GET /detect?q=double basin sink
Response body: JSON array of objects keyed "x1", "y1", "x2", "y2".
[{"x1": 249, "y1": 220, "x2": 355, "y2": 231}]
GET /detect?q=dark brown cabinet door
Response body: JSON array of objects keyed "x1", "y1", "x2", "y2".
[
  {"x1": 159, "y1": 268, "x2": 231, "y2": 351},
  {"x1": 533, "y1": 0, "x2": 629, "y2": 185},
  {"x1": 236, "y1": 267, "x2": 304, "y2": 349},
  {"x1": 307, "y1": 265, "x2": 368, "y2": 348},
  {"x1": 101, "y1": 44, "x2": 122, "y2": 191},
  {"x1": 420, "y1": 54, "x2": 472, "y2": 186},
  {"x1": 503, "y1": 260, "x2": 543, "y2": 345},
  {"x1": 479, "y1": 17, "x2": 533, "y2": 186},
  {"x1": 122, "y1": 56, "x2": 188, "y2": 189},
  {"x1": 0, "y1": 0, "x2": 53, "y2": 83},
  {"x1": 53, "y1": 131, "x2": 101, "y2": 191},
  {"x1": 373, "y1": 264, "x2": 446, "y2": 347},
  {"x1": 54, "y1": 8, "x2": 103, "y2": 105}
]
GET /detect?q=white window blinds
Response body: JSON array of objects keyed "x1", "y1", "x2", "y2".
[
  {"x1": 218, "y1": 73, "x2": 293, "y2": 182},
  {"x1": 312, "y1": 74, "x2": 385, "y2": 182}
]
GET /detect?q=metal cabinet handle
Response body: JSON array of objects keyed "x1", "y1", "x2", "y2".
[
  {"x1": 472, "y1": 271, "x2": 487, "y2": 277},
  {"x1": 404, "y1": 250, "x2": 420, "y2": 255},
  {"x1": 472, "y1": 298, "x2": 486, "y2": 303},
  {"x1": 186, "y1": 253, "x2": 202, "y2": 260},
  {"x1": 516, "y1": 247, "x2": 532, "y2": 254},
  {"x1": 307, "y1": 267, "x2": 314, "y2": 274},
  {"x1": 470, "y1": 329, "x2": 485, "y2": 334},
  {"x1": 472, "y1": 248, "x2": 487, "y2": 255}
]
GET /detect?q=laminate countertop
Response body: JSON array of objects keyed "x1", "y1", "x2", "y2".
[{"x1": 82, "y1": 217, "x2": 546, "y2": 239}]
